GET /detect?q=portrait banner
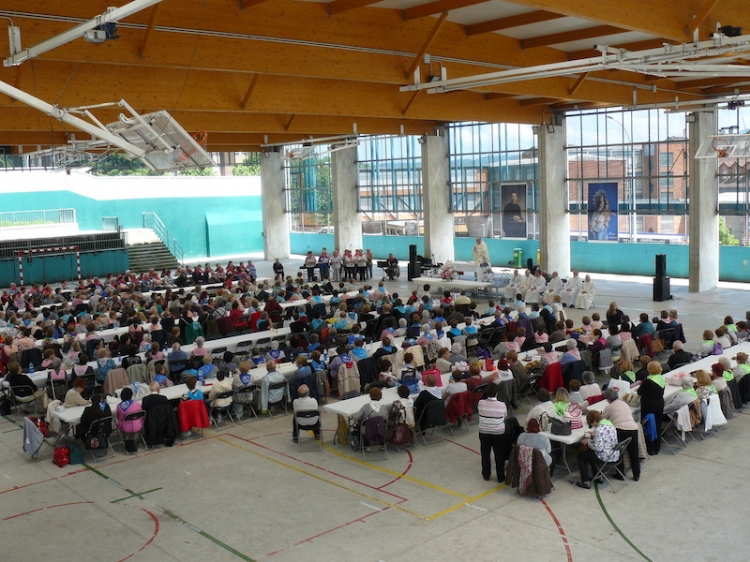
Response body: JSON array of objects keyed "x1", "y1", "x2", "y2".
[
  {"x1": 588, "y1": 182, "x2": 618, "y2": 242},
  {"x1": 500, "y1": 183, "x2": 527, "y2": 238}
]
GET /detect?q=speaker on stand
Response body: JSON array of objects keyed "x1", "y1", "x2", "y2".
[
  {"x1": 408, "y1": 244, "x2": 418, "y2": 281},
  {"x1": 653, "y1": 253, "x2": 671, "y2": 301}
]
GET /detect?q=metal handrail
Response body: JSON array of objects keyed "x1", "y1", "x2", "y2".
[{"x1": 142, "y1": 212, "x2": 185, "y2": 265}]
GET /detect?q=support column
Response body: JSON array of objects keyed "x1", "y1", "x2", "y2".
[
  {"x1": 688, "y1": 111, "x2": 719, "y2": 292},
  {"x1": 261, "y1": 149, "x2": 290, "y2": 260},
  {"x1": 538, "y1": 116, "x2": 571, "y2": 276},
  {"x1": 332, "y1": 145, "x2": 362, "y2": 252},
  {"x1": 422, "y1": 127, "x2": 454, "y2": 264}
]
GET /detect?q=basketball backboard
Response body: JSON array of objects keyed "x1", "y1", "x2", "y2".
[{"x1": 696, "y1": 134, "x2": 750, "y2": 159}]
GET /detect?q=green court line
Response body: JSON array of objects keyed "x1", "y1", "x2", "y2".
[
  {"x1": 594, "y1": 483, "x2": 654, "y2": 562},
  {"x1": 111, "y1": 487, "x2": 163, "y2": 503},
  {"x1": 84, "y1": 462, "x2": 256, "y2": 562}
]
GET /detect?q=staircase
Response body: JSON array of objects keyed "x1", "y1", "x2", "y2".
[{"x1": 127, "y1": 242, "x2": 180, "y2": 274}]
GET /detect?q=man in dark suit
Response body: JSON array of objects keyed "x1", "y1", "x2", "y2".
[{"x1": 142, "y1": 382, "x2": 169, "y2": 413}]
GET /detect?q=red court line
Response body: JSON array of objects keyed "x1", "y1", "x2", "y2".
[
  {"x1": 265, "y1": 509, "x2": 384, "y2": 558},
  {"x1": 539, "y1": 497, "x2": 574, "y2": 562},
  {"x1": 4, "y1": 500, "x2": 92, "y2": 521},
  {"x1": 443, "y1": 437, "x2": 481, "y2": 455},
  {"x1": 0, "y1": 467, "x2": 89, "y2": 496},
  {"x1": 226, "y1": 433, "x2": 408, "y2": 502},
  {"x1": 118, "y1": 508, "x2": 160, "y2": 562},
  {"x1": 377, "y1": 449, "x2": 413, "y2": 490}
]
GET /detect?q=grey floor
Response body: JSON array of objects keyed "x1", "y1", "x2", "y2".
[{"x1": 2, "y1": 259, "x2": 749, "y2": 562}]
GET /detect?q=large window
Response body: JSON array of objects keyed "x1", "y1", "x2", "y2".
[
  {"x1": 717, "y1": 110, "x2": 750, "y2": 245},
  {"x1": 566, "y1": 109, "x2": 689, "y2": 242},
  {"x1": 284, "y1": 145, "x2": 333, "y2": 233},
  {"x1": 448, "y1": 122, "x2": 538, "y2": 238}
]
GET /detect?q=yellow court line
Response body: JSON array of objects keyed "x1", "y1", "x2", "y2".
[
  {"x1": 216, "y1": 436, "x2": 430, "y2": 520},
  {"x1": 322, "y1": 443, "x2": 472, "y2": 500},
  {"x1": 427, "y1": 484, "x2": 506, "y2": 520}
]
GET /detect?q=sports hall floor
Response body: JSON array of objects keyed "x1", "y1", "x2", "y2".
[{"x1": 1, "y1": 258, "x2": 749, "y2": 562}]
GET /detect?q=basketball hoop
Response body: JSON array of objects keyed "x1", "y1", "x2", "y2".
[
  {"x1": 712, "y1": 137, "x2": 731, "y2": 158},
  {"x1": 284, "y1": 145, "x2": 317, "y2": 162},
  {"x1": 192, "y1": 130, "x2": 208, "y2": 147}
]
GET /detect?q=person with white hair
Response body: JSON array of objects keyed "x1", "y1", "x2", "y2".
[
  {"x1": 667, "y1": 340, "x2": 693, "y2": 370},
  {"x1": 663, "y1": 377, "x2": 698, "y2": 414},
  {"x1": 517, "y1": 269, "x2": 534, "y2": 300},
  {"x1": 473, "y1": 237, "x2": 490, "y2": 265},
  {"x1": 527, "y1": 270, "x2": 547, "y2": 303},
  {"x1": 504, "y1": 269, "x2": 524, "y2": 300},
  {"x1": 601, "y1": 386, "x2": 641, "y2": 481},
  {"x1": 543, "y1": 271, "x2": 563, "y2": 301},
  {"x1": 448, "y1": 342, "x2": 467, "y2": 365},
  {"x1": 265, "y1": 340, "x2": 286, "y2": 363},
  {"x1": 574, "y1": 275, "x2": 596, "y2": 310},
  {"x1": 560, "y1": 270, "x2": 582, "y2": 308},
  {"x1": 579, "y1": 371, "x2": 602, "y2": 400}
]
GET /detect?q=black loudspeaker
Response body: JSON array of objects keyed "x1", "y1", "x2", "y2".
[
  {"x1": 653, "y1": 276, "x2": 670, "y2": 302},
  {"x1": 655, "y1": 254, "x2": 667, "y2": 278},
  {"x1": 408, "y1": 244, "x2": 417, "y2": 281}
]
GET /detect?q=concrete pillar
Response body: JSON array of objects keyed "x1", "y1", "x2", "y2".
[
  {"x1": 538, "y1": 117, "x2": 571, "y2": 276},
  {"x1": 332, "y1": 145, "x2": 362, "y2": 252},
  {"x1": 688, "y1": 111, "x2": 719, "y2": 292},
  {"x1": 260, "y1": 149, "x2": 290, "y2": 260},
  {"x1": 422, "y1": 128, "x2": 454, "y2": 264}
]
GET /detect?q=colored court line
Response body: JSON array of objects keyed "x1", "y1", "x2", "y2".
[
  {"x1": 228, "y1": 433, "x2": 407, "y2": 502},
  {"x1": 217, "y1": 435, "x2": 428, "y2": 520},
  {"x1": 111, "y1": 487, "x2": 163, "y2": 504},
  {"x1": 323, "y1": 443, "x2": 472, "y2": 499},
  {"x1": 377, "y1": 449, "x2": 413, "y2": 490},
  {"x1": 594, "y1": 484, "x2": 653, "y2": 562},
  {"x1": 84, "y1": 462, "x2": 257, "y2": 561},
  {"x1": 539, "y1": 497, "x2": 574, "y2": 562}
]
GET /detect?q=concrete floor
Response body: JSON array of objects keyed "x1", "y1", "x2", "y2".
[{"x1": 2, "y1": 259, "x2": 749, "y2": 562}]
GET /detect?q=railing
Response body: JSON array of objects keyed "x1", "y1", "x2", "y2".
[
  {"x1": 0, "y1": 232, "x2": 125, "y2": 259},
  {"x1": 0, "y1": 208, "x2": 76, "y2": 227},
  {"x1": 142, "y1": 212, "x2": 185, "y2": 266}
]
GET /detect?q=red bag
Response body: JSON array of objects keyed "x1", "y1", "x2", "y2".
[
  {"x1": 30, "y1": 416, "x2": 50, "y2": 437},
  {"x1": 53, "y1": 446, "x2": 70, "y2": 468},
  {"x1": 484, "y1": 358, "x2": 495, "y2": 371},
  {"x1": 422, "y1": 368, "x2": 443, "y2": 387}
]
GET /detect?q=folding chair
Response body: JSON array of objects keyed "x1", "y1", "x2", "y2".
[
  {"x1": 23, "y1": 417, "x2": 52, "y2": 462},
  {"x1": 592, "y1": 437, "x2": 632, "y2": 494},
  {"x1": 10, "y1": 385, "x2": 40, "y2": 419},
  {"x1": 267, "y1": 381, "x2": 289, "y2": 418},
  {"x1": 518, "y1": 370, "x2": 543, "y2": 408},
  {"x1": 360, "y1": 416, "x2": 388, "y2": 460},
  {"x1": 234, "y1": 340, "x2": 254, "y2": 360},
  {"x1": 294, "y1": 410, "x2": 322, "y2": 451},
  {"x1": 256, "y1": 337, "x2": 272, "y2": 353},
  {"x1": 660, "y1": 412, "x2": 686, "y2": 454},
  {"x1": 119, "y1": 410, "x2": 148, "y2": 454},
  {"x1": 209, "y1": 391, "x2": 238, "y2": 428},
  {"x1": 470, "y1": 383, "x2": 488, "y2": 424},
  {"x1": 235, "y1": 385, "x2": 259, "y2": 422},
  {"x1": 416, "y1": 400, "x2": 448, "y2": 446},
  {"x1": 84, "y1": 416, "x2": 116, "y2": 462}
]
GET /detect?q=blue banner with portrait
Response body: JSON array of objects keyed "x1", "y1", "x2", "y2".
[{"x1": 587, "y1": 182, "x2": 618, "y2": 242}]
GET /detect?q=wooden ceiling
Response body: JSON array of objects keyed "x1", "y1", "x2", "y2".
[{"x1": 0, "y1": 0, "x2": 748, "y2": 152}]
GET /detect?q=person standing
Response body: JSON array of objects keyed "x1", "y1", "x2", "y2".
[
  {"x1": 365, "y1": 249, "x2": 374, "y2": 280},
  {"x1": 330, "y1": 249, "x2": 342, "y2": 282},
  {"x1": 473, "y1": 237, "x2": 490, "y2": 265},
  {"x1": 477, "y1": 382, "x2": 508, "y2": 482},
  {"x1": 318, "y1": 248, "x2": 330, "y2": 280},
  {"x1": 304, "y1": 251, "x2": 317, "y2": 282}
]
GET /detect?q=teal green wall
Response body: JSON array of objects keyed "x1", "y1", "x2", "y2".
[
  {"x1": 292, "y1": 233, "x2": 750, "y2": 282},
  {"x1": 0, "y1": 250, "x2": 128, "y2": 286},
  {"x1": 205, "y1": 208, "x2": 264, "y2": 258},
  {"x1": 0, "y1": 190, "x2": 263, "y2": 259}
]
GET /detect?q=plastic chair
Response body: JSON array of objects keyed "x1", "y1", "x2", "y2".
[
  {"x1": 592, "y1": 437, "x2": 632, "y2": 494},
  {"x1": 294, "y1": 409, "x2": 322, "y2": 450},
  {"x1": 209, "y1": 391, "x2": 237, "y2": 428},
  {"x1": 119, "y1": 410, "x2": 148, "y2": 453},
  {"x1": 267, "y1": 381, "x2": 289, "y2": 418}
]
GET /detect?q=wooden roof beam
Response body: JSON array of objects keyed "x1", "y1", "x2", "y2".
[
  {"x1": 518, "y1": 97, "x2": 564, "y2": 106},
  {"x1": 327, "y1": 0, "x2": 382, "y2": 16},
  {"x1": 687, "y1": 0, "x2": 722, "y2": 34},
  {"x1": 405, "y1": 12, "x2": 448, "y2": 78},
  {"x1": 465, "y1": 10, "x2": 565, "y2": 37},
  {"x1": 568, "y1": 72, "x2": 588, "y2": 95},
  {"x1": 402, "y1": 0, "x2": 489, "y2": 21},
  {"x1": 521, "y1": 25, "x2": 629, "y2": 49},
  {"x1": 138, "y1": 3, "x2": 160, "y2": 59}
]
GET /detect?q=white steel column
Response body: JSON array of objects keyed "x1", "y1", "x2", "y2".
[
  {"x1": 261, "y1": 149, "x2": 290, "y2": 260},
  {"x1": 688, "y1": 111, "x2": 719, "y2": 292},
  {"x1": 538, "y1": 117, "x2": 570, "y2": 275},
  {"x1": 332, "y1": 145, "x2": 363, "y2": 252},
  {"x1": 422, "y1": 127, "x2": 454, "y2": 264}
]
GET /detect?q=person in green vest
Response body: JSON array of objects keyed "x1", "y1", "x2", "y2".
[
  {"x1": 664, "y1": 377, "x2": 698, "y2": 413},
  {"x1": 732, "y1": 352, "x2": 750, "y2": 381}
]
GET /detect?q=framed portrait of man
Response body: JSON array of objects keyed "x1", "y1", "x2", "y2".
[{"x1": 499, "y1": 183, "x2": 527, "y2": 238}]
